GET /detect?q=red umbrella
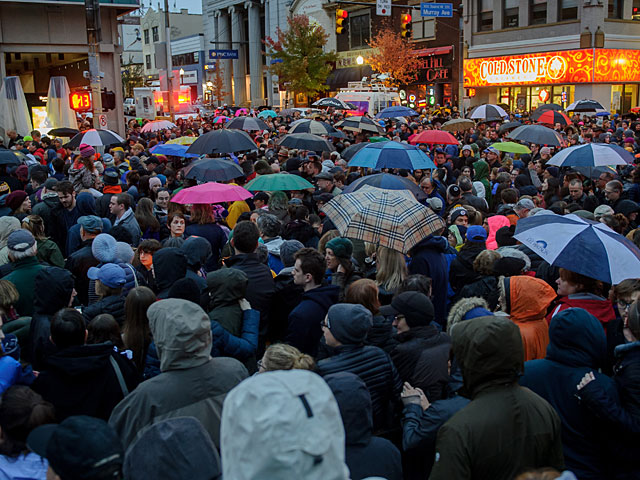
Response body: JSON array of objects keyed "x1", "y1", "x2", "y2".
[
  {"x1": 171, "y1": 182, "x2": 252, "y2": 204},
  {"x1": 534, "y1": 110, "x2": 571, "y2": 126},
  {"x1": 409, "y1": 130, "x2": 459, "y2": 145}
]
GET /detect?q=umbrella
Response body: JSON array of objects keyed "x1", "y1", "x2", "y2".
[
  {"x1": 167, "y1": 136, "x2": 197, "y2": 145},
  {"x1": 348, "y1": 141, "x2": 436, "y2": 171},
  {"x1": 279, "y1": 109, "x2": 298, "y2": 117},
  {"x1": 537, "y1": 103, "x2": 563, "y2": 112},
  {"x1": 498, "y1": 121, "x2": 522, "y2": 135},
  {"x1": 182, "y1": 157, "x2": 244, "y2": 182},
  {"x1": 186, "y1": 129, "x2": 257, "y2": 155},
  {"x1": 507, "y1": 124, "x2": 563, "y2": 146},
  {"x1": 66, "y1": 129, "x2": 124, "y2": 148},
  {"x1": 141, "y1": 120, "x2": 176, "y2": 133},
  {"x1": 491, "y1": 142, "x2": 531, "y2": 154},
  {"x1": 469, "y1": 104, "x2": 508, "y2": 121},
  {"x1": 47, "y1": 127, "x2": 79, "y2": 137},
  {"x1": 514, "y1": 213, "x2": 640, "y2": 284},
  {"x1": 566, "y1": 99, "x2": 605, "y2": 112},
  {"x1": 341, "y1": 142, "x2": 369, "y2": 161},
  {"x1": 213, "y1": 116, "x2": 230, "y2": 124},
  {"x1": 375, "y1": 106, "x2": 419, "y2": 119},
  {"x1": 313, "y1": 97, "x2": 352, "y2": 109},
  {"x1": 289, "y1": 119, "x2": 346, "y2": 138},
  {"x1": 257, "y1": 110, "x2": 277, "y2": 118},
  {"x1": 245, "y1": 173, "x2": 314, "y2": 192},
  {"x1": 570, "y1": 165, "x2": 617, "y2": 179},
  {"x1": 342, "y1": 173, "x2": 427, "y2": 200},
  {"x1": 441, "y1": 118, "x2": 474, "y2": 132},
  {"x1": 234, "y1": 108, "x2": 249, "y2": 117},
  {"x1": 171, "y1": 182, "x2": 252, "y2": 205},
  {"x1": 149, "y1": 144, "x2": 199, "y2": 158},
  {"x1": 0, "y1": 150, "x2": 21, "y2": 166},
  {"x1": 334, "y1": 116, "x2": 385, "y2": 134},
  {"x1": 321, "y1": 185, "x2": 445, "y2": 253},
  {"x1": 533, "y1": 110, "x2": 571, "y2": 126},
  {"x1": 409, "y1": 130, "x2": 459, "y2": 145},
  {"x1": 277, "y1": 133, "x2": 335, "y2": 152},
  {"x1": 547, "y1": 143, "x2": 634, "y2": 167},
  {"x1": 368, "y1": 136, "x2": 388, "y2": 143},
  {"x1": 225, "y1": 116, "x2": 269, "y2": 131}
]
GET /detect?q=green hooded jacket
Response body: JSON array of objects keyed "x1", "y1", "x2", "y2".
[{"x1": 472, "y1": 159, "x2": 492, "y2": 204}]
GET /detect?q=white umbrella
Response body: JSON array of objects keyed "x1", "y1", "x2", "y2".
[
  {"x1": 547, "y1": 143, "x2": 633, "y2": 167},
  {"x1": 469, "y1": 104, "x2": 508, "y2": 121},
  {"x1": 66, "y1": 129, "x2": 125, "y2": 148},
  {"x1": 141, "y1": 120, "x2": 177, "y2": 133}
]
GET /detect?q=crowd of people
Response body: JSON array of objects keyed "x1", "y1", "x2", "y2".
[{"x1": 0, "y1": 103, "x2": 638, "y2": 480}]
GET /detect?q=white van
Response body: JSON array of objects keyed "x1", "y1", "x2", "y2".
[{"x1": 334, "y1": 81, "x2": 401, "y2": 117}]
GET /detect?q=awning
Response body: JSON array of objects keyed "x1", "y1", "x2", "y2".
[
  {"x1": 326, "y1": 65, "x2": 373, "y2": 89},
  {"x1": 413, "y1": 46, "x2": 453, "y2": 57}
]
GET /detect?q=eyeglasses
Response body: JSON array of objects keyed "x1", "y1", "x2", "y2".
[
  {"x1": 393, "y1": 314, "x2": 406, "y2": 323},
  {"x1": 617, "y1": 299, "x2": 634, "y2": 311},
  {"x1": 321, "y1": 318, "x2": 331, "y2": 329}
]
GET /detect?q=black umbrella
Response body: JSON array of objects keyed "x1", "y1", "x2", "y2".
[
  {"x1": 277, "y1": 133, "x2": 336, "y2": 152},
  {"x1": 313, "y1": 97, "x2": 351, "y2": 109},
  {"x1": 289, "y1": 119, "x2": 346, "y2": 138},
  {"x1": 341, "y1": 142, "x2": 369, "y2": 160},
  {"x1": 498, "y1": 121, "x2": 522, "y2": 135},
  {"x1": 224, "y1": 116, "x2": 269, "y2": 132},
  {"x1": 342, "y1": 173, "x2": 427, "y2": 200},
  {"x1": 0, "y1": 150, "x2": 21, "y2": 166},
  {"x1": 186, "y1": 129, "x2": 257, "y2": 155},
  {"x1": 334, "y1": 116, "x2": 385, "y2": 134},
  {"x1": 66, "y1": 129, "x2": 125, "y2": 148},
  {"x1": 507, "y1": 124, "x2": 563, "y2": 146},
  {"x1": 566, "y1": 99, "x2": 605, "y2": 112},
  {"x1": 48, "y1": 127, "x2": 80, "y2": 137},
  {"x1": 536, "y1": 103, "x2": 563, "y2": 112},
  {"x1": 182, "y1": 157, "x2": 244, "y2": 182}
]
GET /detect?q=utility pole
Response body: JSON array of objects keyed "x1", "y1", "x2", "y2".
[
  {"x1": 164, "y1": 0, "x2": 174, "y2": 120},
  {"x1": 458, "y1": 6, "x2": 465, "y2": 118},
  {"x1": 85, "y1": 0, "x2": 104, "y2": 126}
]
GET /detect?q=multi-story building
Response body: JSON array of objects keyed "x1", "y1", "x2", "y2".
[{"x1": 172, "y1": 33, "x2": 206, "y2": 102}]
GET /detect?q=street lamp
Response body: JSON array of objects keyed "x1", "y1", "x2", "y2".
[
  {"x1": 356, "y1": 55, "x2": 365, "y2": 82},
  {"x1": 179, "y1": 68, "x2": 185, "y2": 84}
]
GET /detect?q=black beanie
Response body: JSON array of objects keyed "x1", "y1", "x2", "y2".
[{"x1": 495, "y1": 225, "x2": 517, "y2": 247}]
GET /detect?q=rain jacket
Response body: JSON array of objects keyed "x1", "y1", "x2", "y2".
[
  {"x1": 472, "y1": 159, "x2": 492, "y2": 204},
  {"x1": 182, "y1": 236, "x2": 211, "y2": 293},
  {"x1": 263, "y1": 236, "x2": 285, "y2": 274},
  {"x1": 32, "y1": 193, "x2": 66, "y2": 252},
  {"x1": 326, "y1": 372, "x2": 402, "y2": 480},
  {"x1": 501, "y1": 275, "x2": 556, "y2": 361},
  {"x1": 207, "y1": 268, "x2": 248, "y2": 336},
  {"x1": 548, "y1": 292, "x2": 616, "y2": 331},
  {"x1": 153, "y1": 247, "x2": 188, "y2": 299},
  {"x1": 0, "y1": 453, "x2": 48, "y2": 480},
  {"x1": 486, "y1": 215, "x2": 510, "y2": 250},
  {"x1": 184, "y1": 222, "x2": 226, "y2": 271},
  {"x1": 2, "y1": 256, "x2": 44, "y2": 316},
  {"x1": 109, "y1": 299, "x2": 248, "y2": 449},
  {"x1": 409, "y1": 236, "x2": 450, "y2": 327},
  {"x1": 82, "y1": 294, "x2": 126, "y2": 325},
  {"x1": 35, "y1": 238, "x2": 64, "y2": 268},
  {"x1": 520, "y1": 308, "x2": 617, "y2": 480},
  {"x1": 430, "y1": 316, "x2": 564, "y2": 480}
]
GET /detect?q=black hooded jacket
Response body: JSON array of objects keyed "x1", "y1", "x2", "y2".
[{"x1": 153, "y1": 247, "x2": 188, "y2": 298}]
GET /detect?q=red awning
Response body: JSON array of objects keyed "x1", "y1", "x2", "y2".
[{"x1": 413, "y1": 46, "x2": 453, "y2": 57}]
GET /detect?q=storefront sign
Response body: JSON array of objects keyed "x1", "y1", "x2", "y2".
[
  {"x1": 465, "y1": 49, "x2": 640, "y2": 87},
  {"x1": 538, "y1": 89, "x2": 550, "y2": 102},
  {"x1": 209, "y1": 49, "x2": 239, "y2": 60},
  {"x1": 416, "y1": 55, "x2": 450, "y2": 82}
]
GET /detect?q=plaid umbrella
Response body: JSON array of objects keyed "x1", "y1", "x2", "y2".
[{"x1": 321, "y1": 185, "x2": 445, "y2": 253}]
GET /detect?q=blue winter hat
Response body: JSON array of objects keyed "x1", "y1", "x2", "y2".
[
  {"x1": 91, "y1": 233, "x2": 117, "y2": 263},
  {"x1": 87, "y1": 263, "x2": 126, "y2": 288},
  {"x1": 327, "y1": 303, "x2": 372, "y2": 345}
]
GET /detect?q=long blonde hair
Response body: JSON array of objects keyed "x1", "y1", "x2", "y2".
[
  {"x1": 262, "y1": 344, "x2": 316, "y2": 372},
  {"x1": 376, "y1": 246, "x2": 407, "y2": 293}
]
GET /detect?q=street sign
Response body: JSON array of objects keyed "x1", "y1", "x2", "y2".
[
  {"x1": 209, "y1": 49, "x2": 239, "y2": 60},
  {"x1": 420, "y1": 2, "x2": 453, "y2": 17},
  {"x1": 377, "y1": 0, "x2": 391, "y2": 16},
  {"x1": 98, "y1": 114, "x2": 108, "y2": 128}
]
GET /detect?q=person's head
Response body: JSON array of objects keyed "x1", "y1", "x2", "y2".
[
  {"x1": 56, "y1": 181, "x2": 76, "y2": 210},
  {"x1": 556, "y1": 268, "x2": 603, "y2": 297},
  {"x1": 267, "y1": 190, "x2": 289, "y2": 211},
  {"x1": 473, "y1": 249, "x2": 501, "y2": 275},
  {"x1": 605, "y1": 180, "x2": 623, "y2": 203},
  {"x1": 292, "y1": 247, "x2": 325, "y2": 288},
  {"x1": 380, "y1": 291, "x2": 435, "y2": 334},
  {"x1": 256, "y1": 213, "x2": 282, "y2": 239},
  {"x1": 88, "y1": 263, "x2": 126, "y2": 298},
  {"x1": 568, "y1": 179, "x2": 584, "y2": 201},
  {"x1": 419, "y1": 177, "x2": 434, "y2": 195},
  {"x1": 612, "y1": 279, "x2": 640, "y2": 327},
  {"x1": 346, "y1": 279, "x2": 380, "y2": 316},
  {"x1": 155, "y1": 188, "x2": 170, "y2": 210},
  {"x1": 0, "y1": 279, "x2": 19, "y2": 319},
  {"x1": 258, "y1": 343, "x2": 316, "y2": 373},
  {"x1": 165, "y1": 211, "x2": 185, "y2": 237},
  {"x1": 190, "y1": 203, "x2": 216, "y2": 225},
  {"x1": 87, "y1": 314, "x2": 124, "y2": 348},
  {"x1": 252, "y1": 191, "x2": 269, "y2": 210},
  {"x1": 514, "y1": 198, "x2": 535, "y2": 218},
  {"x1": 449, "y1": 207, "x2": 468, "y2": 227},
  {"x1": 375, "y1": 246, "x2": 408, "y2": 293},
  {"x1": 279, "y1": 239, "x2": 304, "y2": 268},
  {"x1": 77, "y1": 215, "x2": 104, "y2": 240},
  {"x1": 597, "y1": 172, "x2": 614, "y2": 190},
  {"x1": 397, "y1": 274, "x2": 432, "y2": 298},
  {"x1": 325, "y1": 237, "x2": 353, "y2": 272},
  {"x1": 322, "y1": 303, "x2": 372, "y2": 347},
  {"x1": 109, "y1": 193, "x2": 131, "y2": 218},
  {"x1": 50, "y1": 308, "x2": 87, "y2": 349},
  {"x1": 21, "y1": 215, "x2": 47, "y2": 241},
  {"x1": 231, "y1": 220, "x2": 260, "y2": 254},
  {"x1": 7, "y1": 229, "x2": 37, "y2": 263},
  {"x1": 458, "y1": 176, "x2": 473, "y2": 193}
]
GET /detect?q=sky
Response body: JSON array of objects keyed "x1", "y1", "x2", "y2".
[{"x1": 139, "y1": 0, "x2": 202, "y2": 14}]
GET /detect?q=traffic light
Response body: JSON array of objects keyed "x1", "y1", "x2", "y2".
[
  {"x1": 336, "y1": 9, "x2": 348, "y2": 34},
  {"x1": 427, "y1": 86, "x2": 436, "y2": 106},
  {"x1": 401, "y1": 13, "x2": 412, "y2": 39}
]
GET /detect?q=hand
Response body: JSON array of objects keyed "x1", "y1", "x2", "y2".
[
  {"x1": 401, "y1": 382, "x2": 430, "y2": 410},
  {"x1": 577, "y1": 371, "x2": 595, "y2": 391},
  {"x1": 239, "y1": 298, "x2": 251, "y2": 311},
  {"x1": 336, "y1": 264, "x2": 346, "y2": 274}
]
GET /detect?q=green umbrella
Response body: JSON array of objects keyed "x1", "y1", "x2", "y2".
[
  {"x1": 492, "y1": 142, "x2": 531, "y2": 154},
  {"x1": 245, "y1": 173, "x2": 314, "y2": 191},
  {"x1": 368, "y1": 136, "x2": 388, "y2": 143}
]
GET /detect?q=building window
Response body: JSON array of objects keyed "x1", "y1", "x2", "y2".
[
  {"x1": 478, "y1": 0, "x2": 493, "y2": 31},
  {"x1": 172, "y1": 52, "x2": 200, "y2": 67},
  {"x1": 529, "y1": 0, "x2": 547, "y2": 24},
  {"x1": 152, "y1": 26, "x2": 159, "y2": 43},
  {"x1": 559, "y1": 0, "x2": 578, "y2": 20},
  {"x1": 504, "y1": 0, "x2": 519, "y2": 27},
  {"x1": 145, "y1": 54, "x2": 151, "y2": 69},
  {"x1": 144, "y1": 29, "x2": 150, "y2": 44},
  {"x1": 349, "y1": 13, "x2": 370, "y2": 49},
  {"x1": 412, "y1": 17, "x2": 435, "y2": 40},
  {"x1": 609, "y1": 0, "x2": 623, "y2": 18}
]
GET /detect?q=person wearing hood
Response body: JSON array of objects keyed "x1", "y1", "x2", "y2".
[
  {"x1": 184, "y1": 204, "x2": 227, "y2": 271},
  {"x1": 2, "y1": 230, "x2": 43, "y2": 317},
  {"x1": 430, "y1": 316, "x2": 563, "y2": 480},
  {"x1": 153, "y1": 247, "x2": 188, "y2": 299},
  {"x1": 109, "y1": 298, "x2": 248, "y2": 450},
  {"x1": 32, "y1": 307, "x2": 139, "y2": 421},
  {"x1": 486, "y1": 215, "x2": 511, "y2": 250},
  {"x1": 499, "y1": 275, "x2": 557, "y2": 361},
  {"x1": 520, "y1": 308, "x2": 617, "y2": 480},
  {"x1": 82, "y1": 264, "x2": 127, "y2": 325},
  {"x1": 614, "y1": 199, "x2": 640, "y2": 233},
  {"x1": 326, "y1": 372, "x2": 402, "y2": 480},
  {"x1": 449, "y1": 225, "x2": 487, "y2": 293},
  {"x1": 255, "y1": 213, "x2": 285, "y2": 274},
  {"x1": 31, "y1": 179, "x2": 63, "y2": 253},
  {"x1": 269, "y1": 240, "x2": 305, "y2": 343},
  {"x1": 472, "y1": 159, "x2": 492, "y2": 205},
  {"x1": 182, "y1": 236, "x2": 211, "y2": 295},
  {"x1": 285, "y1": 248, "x2": 339, "y2": 357},
  {"x1": 0, "y1": 217, "x2": 21, "y2": 267}
]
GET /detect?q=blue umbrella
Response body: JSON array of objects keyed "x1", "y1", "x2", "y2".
[
  {"x1": 150, "y1": 143, "x2": 200, "y2": 158},
  {"x1": 343, "y1": 173, "x2": 427, "y2": 200},
  {"x1": 514, "y1": 212, "x2": 640, "y2": 284},
  {"x1": 258, "y1": 110, "x2": 277, "y2": 118},
  {"x1": 547, "y1": 143, "x2": 633, "y2": 167},
  {"x1": 348, "y1": 141, "x2": 436, "y2": 171},
  {"x1": 375, "y1": 106, "x2": 419, "y2": 119}
]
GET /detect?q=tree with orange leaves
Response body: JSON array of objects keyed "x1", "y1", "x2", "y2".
[{"x1": 367, "y1": 23, "x2": 419, "y2": 85}]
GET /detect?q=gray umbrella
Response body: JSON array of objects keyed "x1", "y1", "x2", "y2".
[
  {"x1": 507, "y1": 124, "x2": 563, "y2": 146},
  {"x1": 186, "y1": 129, "x2": 257, "y2": 155}
]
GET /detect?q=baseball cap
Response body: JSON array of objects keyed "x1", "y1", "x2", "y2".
[
  {"x1": 484, "y1": 146, "x2": 499, "y2": 155},
  {"x1": 515, "y1": 198, "x2": 536, "y2": 211},
  {"x1": 77, "y1": 215, "x2": 103, "y2": 233},
  {"x1": 7, "y1": 229, "x2": 36, "y2": 252},
  {"x1": 466, "y1": 225, "x2": 488, "y2": 242},
  {"x1": 27, "y1": 416, "x2": 123, "y2": 480},
  {"x1": 461, "y1": 145, "x2": 473, "y2": 152},
  {"x1": 380, "y1": 291, "x2": 435, "y2": 327},
  {"x1": 87, "y1": 263, "x2": 126, "y2": 288}
]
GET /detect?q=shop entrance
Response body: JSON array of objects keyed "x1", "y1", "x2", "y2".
[{"x1": 497, "y1": 85, "x2": 575, "y2": 113}]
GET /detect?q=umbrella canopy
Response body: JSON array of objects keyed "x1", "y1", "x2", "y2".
[
  {"x1": 213, "y1": 116, "x2": 230, "y2": 124},
  {"x1": 141, "y1": 120, "x2": 176, "y2": 133},
  {"x1": 375, "y1": 106, "x2": 419, "y2": 119},
  {"x1": 171, "y1": 182, "x2": 252, "y2": 205},
  {"x1": 66, "y1": 129, "x2": 124, "y2": 148},
  {"x1": 341, "y1": 142, "x2": 369, "y2": 161},
  {"x1": 547, "y1": 143, "x2": 634, "y2": 167},
  {"x1": 234, "y1": 108, "x2": 249, "y2": 117},
  {"x1": 441, "y1": 118, "x2": 474, "y2": 132},
  {"x1": 507, "y1": 124, "x2": 563, "y2": 146},
  {"x1": 537, "y1": 103, "x2": 563, "y2": 112},
  {"x1": 186, "y1": 129, "x2": 257, "y2": 155},
  {"x1": 245, "y1": 173, "x2": 314, "y2": 192},
  {"x1": 149, "y1": 144, "x2": 199, "y2": 158},
  {"x1": 276, "y1": 133, "x2": 335, "y2": 152},
  {"x1": 498, "y1": 121, "x2": 522, "y2": 135},
  {"x1": 313, "y1": 97, "x2": 351, "y2": 109},
  {"x1": 342, "y1": 173, "x2": 427, "y2": 200},
  {"x1": 321, "y1": 185, "x2": 445, "y2": 253},
  {"x1": 491, "y1": 142, "x2": 531, "y2": 154},
  {"x1": 224, "y1": 116, "x2": 269, "y2": 131},
  {"x1": 348, "y1": 141, "x2": 437, "y2": 171},
  {"x1": 566, "y1": 99, "x2": 605, "y2": 112},
  {"x1": 469, "y1": 104, "x2": 508, "y2": 121},
  {"x1": 48, "y1": 127, "x2": 79, "y2": 137},
  {"x1": 0, "y1": 150, "x2": 21, "y2": 166},
  {"x1": 289, "y1": 119, "x2": 346, "y2": 138},
  {"x1": 570, "y1": 165, "x2": 617, "y2": 179},
  {"x1": 182, "y1": 157, "x2": 244, "y2": 182},
  {"x1": 514, "y1": 213, "x2": 640, "y2": 284},
  {"x1": 334, "y1": 116, "x2": 385, "y2": 134},
  {"x1": 533, "y1": 110, "x2": 571, "y2": 126},
  {"x1": 409, "y1": 130, "x2": 459, "y2": 145},
  {"x1": 257, "y1": 110, "x2": 277, "y2": 118},
  {"x1": 167, "y1": 136, "x2": 197, "y2": 145}
]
